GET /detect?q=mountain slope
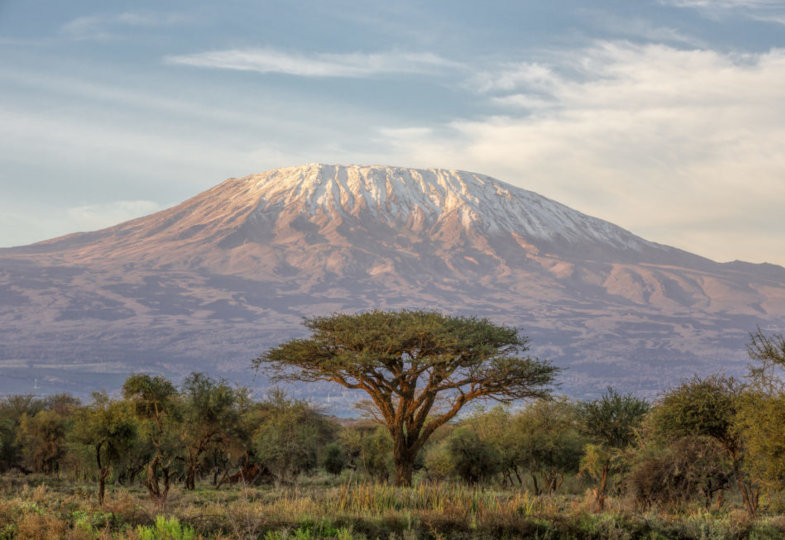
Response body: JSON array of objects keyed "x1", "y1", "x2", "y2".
[{"x1": 1, "y1": 164, "x2": 784, "y2": 407}]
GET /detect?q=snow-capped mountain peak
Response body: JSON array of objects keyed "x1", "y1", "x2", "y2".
[
  {"x1": 232, "y1": 163, "x2": 656, "y2": 252},
  {"x1": 19, "y1": 164, "x2": 696, "y2": 270}
]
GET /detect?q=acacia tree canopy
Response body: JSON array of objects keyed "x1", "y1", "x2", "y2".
[{"x1": 254, "y1": 309, "x2": 558, "y2": 486}]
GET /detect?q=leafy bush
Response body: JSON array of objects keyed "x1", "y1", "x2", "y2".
[
  {"x1": 628, "y1": 436, "x2": 730, "y2": 510},
  {"x1": 137, "y1": 515, "x2": 196, "y2": 540},
  {"x1": 322, "y1": 443, "x2": 346, "y2": 476},
  {"x1": 446, "y1": 427, "x2": 501, "y2": 484}
]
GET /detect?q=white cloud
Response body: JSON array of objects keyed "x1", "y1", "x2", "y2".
[
  {"x1": 378, "y1": 42, "x2": 785, "y2": 265},
  {"x1": 583, "y1": 11, "x2": 704, "y2": 47},
  {"x1": 661, "y1": 0, "x2": 785, "y2": 24},
  {"x1": 663, "y1": 0, "x2": 780, "y2": 7},
  {"x1": 0, "y1": 201, "x2": 165, "y2": 247},
  {"x1": 66, "y1": 201, "x2": 165, "y2": 232},
  {"x1": 62, "y1": 11, "x2": 189, "y2": 40},
  {"x1": 165, "y1": 48, "x2": 460, "y2": 78},
  {"x1": 474, "y1": 62, "x2": 557, "y2": 93}
]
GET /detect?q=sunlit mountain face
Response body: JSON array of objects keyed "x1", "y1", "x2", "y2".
[{"x1": 2, "y1": 164, "x2": 784, "y2": 410}]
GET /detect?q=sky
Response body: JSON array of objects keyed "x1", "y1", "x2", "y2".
[{"x1": 1, "y1": 0, "x2": 784, "y2": 265}]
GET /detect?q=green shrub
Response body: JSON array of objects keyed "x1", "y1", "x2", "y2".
[
  {"x1": 323, "y1": 443, "x2": 346, "y2": 476},
  {"x1": 137, "y1": 515, "x2": 196, "y2": 540}
]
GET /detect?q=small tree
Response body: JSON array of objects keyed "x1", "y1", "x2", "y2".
[
  {"x1": 460, "y1": 407, "x2": 519, "y2": 486},
  {"x1": 255, "y1": 310, "x2": 557, "y2": 486},
  {"x1": 511, "y1": 398, "x2": 584, "y2": 494},
  {"x1": 650, "y1": 375, "x2": 758, "y2": 517},
  {"x1": 628, "y1": 435, "x2": 730, "y2": 511},
  {"x1": 446, "y1": 427, "x2": 501, "y2": 484},
  {"x1": 737, "y1": 330, "x2": 785, "y2": 503},
  {"x1": 71, "y1": 392, "x2": 137, "y2": 505},
  {"x1": 322, "y1": 443, "x2": 346, "y2": 476},
  {"x1": 253, "y1": 390, "x2": 336, "y2": 484},
  {"x1": 122, "y1": 374, "x2": 179, "y2": 506},
  {"x1": 16, "y1": 409, "x2": 69, "y2": 474},
  {"x1": 577, "y1": 388, "x2": 649, "y2": 511},
  {"x1": 354, "y1": 425, "x2": 395, "y2": 482},
  {"x1": 0, "y1": 395, "x2": 47, "y2": 472},
  {"x1": 179, "y1": 373, "x2": 239, "y2": 490}
]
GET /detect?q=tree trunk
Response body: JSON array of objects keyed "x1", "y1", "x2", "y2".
[
  {"x1": 160, "y1": 466, "x2": 170, "y2": 507},
  {"x1": 530, "y1": 472, "x2": 540, "y2": 496},
  {"x1": 594, "y1": 464, "x2": 609, "y2": 512},
  {"x1": 95, "y1": 444, "x2": 109, "y2": 506},
  {"x1": 548, "y1": 472, "x2": 563, "y2": 493},
  {"x1": 731, "y1": 457, "x2": 758, "y2": 518},
  {"x1": 393, "y1": 451, "x2": 415, "y2": 487},
  {"x1": 185, "y1": 464, "x2": 196, "y2": 490},
  {"x1": 146, "y1": 458, "x2": 161, "y2": 501},
  {"x1": 392, "y1": 433, "x2": 418, "y2": 487},
  {"x1": 98, "y1": 467, "x2": 110, "y2": 505},
  {"x1": 144, "y1": 456, "x2": 171, "y2": 508},
  {"x1": 394, "y1": 459, "x2": 414, "y2": 487},
  {"x1": 737, "y1": 476, "x2": 759, "y2": 518},
  {"x1": 513, "y1": 466, "x2": 522, "y2": 486},
  {"x1": 215, "y1": 468, "x2": 230, "y2": 489}
]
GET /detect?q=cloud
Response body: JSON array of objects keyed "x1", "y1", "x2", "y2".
[
  {"x1": 663, "y1": 0, "x2": 780, "y2": 7},
  {"x1": 584, "y1": 13, "x2": 704, "y2": 47},
  {"x1": 377, "y1": 42, "x2": 785, "y2": 265},
  {"x1": 165, "y1": 48, "x2": 461, "y2": 78},
  {"x1": 0, "y1": 200, "x2": 166, "y2": 247},
  {"x1": 660, "y1": 0, "x2": 785, "y2": 24},
  {"x1": 62, "y1": 11, "x2": 188, "y2": 40},
  {"x1": 66, "y1": 201, "x2": 165, "y2": 232}
]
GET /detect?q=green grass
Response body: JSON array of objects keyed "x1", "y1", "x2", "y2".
[{"x1": 0, "y1": 473, "x2": 783, "y2": 539}]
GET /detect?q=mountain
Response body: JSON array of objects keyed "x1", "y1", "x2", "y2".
[{"x1": 1, "y1": 164, "x2": 784, "y2": 409}]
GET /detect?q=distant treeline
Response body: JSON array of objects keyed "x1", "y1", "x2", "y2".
[{"x1": 1, "y1": 329, "x2": 785, "y2": 518}]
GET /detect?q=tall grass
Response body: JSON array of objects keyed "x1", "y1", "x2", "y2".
[{"x1": 1, "y1": 473, "x2": 784, "y2": 539}]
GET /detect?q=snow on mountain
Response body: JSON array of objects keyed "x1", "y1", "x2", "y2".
[
  {"x1": 1, "y1": 164, "x2": 784, "y2": 408},
  {"x1": 247, "y1": 164, "x2": 650, "y2": 248},
  {"x1": 27, "y1": 165, "x2": 580, "y2": 246}
]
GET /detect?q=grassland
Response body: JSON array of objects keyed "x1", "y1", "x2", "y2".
[{"x1": 2, "y1": 472, "x2": 785, "y2": 539}]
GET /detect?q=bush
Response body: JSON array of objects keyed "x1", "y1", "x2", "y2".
[
  {"x1": 137, "y1": 515, "x2": 196, "y2": 540},
  {"x1": 447, "y1": 428, "x2": 501, "y2": 484},
  {"x1": 322, "y1": 443, "x2": 346, "y2": 476},
  {"x1": 628, "y1": 436, "x2": 731, "y2": 510}
]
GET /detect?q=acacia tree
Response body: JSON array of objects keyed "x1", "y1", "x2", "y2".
[
  {"x1": 736, "y1": 329, "x2": 785, "y2": 503},
  {"x1": 255, "y1": 310, "x2": 557, "y2": 486},
  {"x1": 253, "y1": 390, "x2": 336, "y2": 485},
  {"x1": 650, "y1": 375, "x2": 758, "y2": 517},
  {"x1": 577, "y1": 388, "x2": 649, "y2": 512},
  {"x1": 16, "y1": 409, "x2": 69, "y2": 474},
  {"x1": 510, "y1": 398, "x2": 584, "y2": 494},
  {"x1": 71, "y1": 392, "x2": 137, "y2": 505},
  {"x1": 179, "y1": 372, "x2": 239, "y2": 490},
  {"x1": 0, "y1": 395, "x2": 47, "y2": 472},
  {"x1": 122, "y1": 374, "x2": 179, "y2": 506}
]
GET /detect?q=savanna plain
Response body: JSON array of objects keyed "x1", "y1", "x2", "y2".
[{"x1": 2, "y1": 317, "x2": 785, "y2": 539}]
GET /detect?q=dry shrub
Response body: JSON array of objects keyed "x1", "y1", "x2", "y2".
[
  {"x1": 628, "y1": 436, "x2": 730, "y2": 511},
  {"x1": 15, "y1": 512, "x2": 67, "y2": 539},
  {"x1": 103, "y1": 492, "x2": 143, "y2": 523}
]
